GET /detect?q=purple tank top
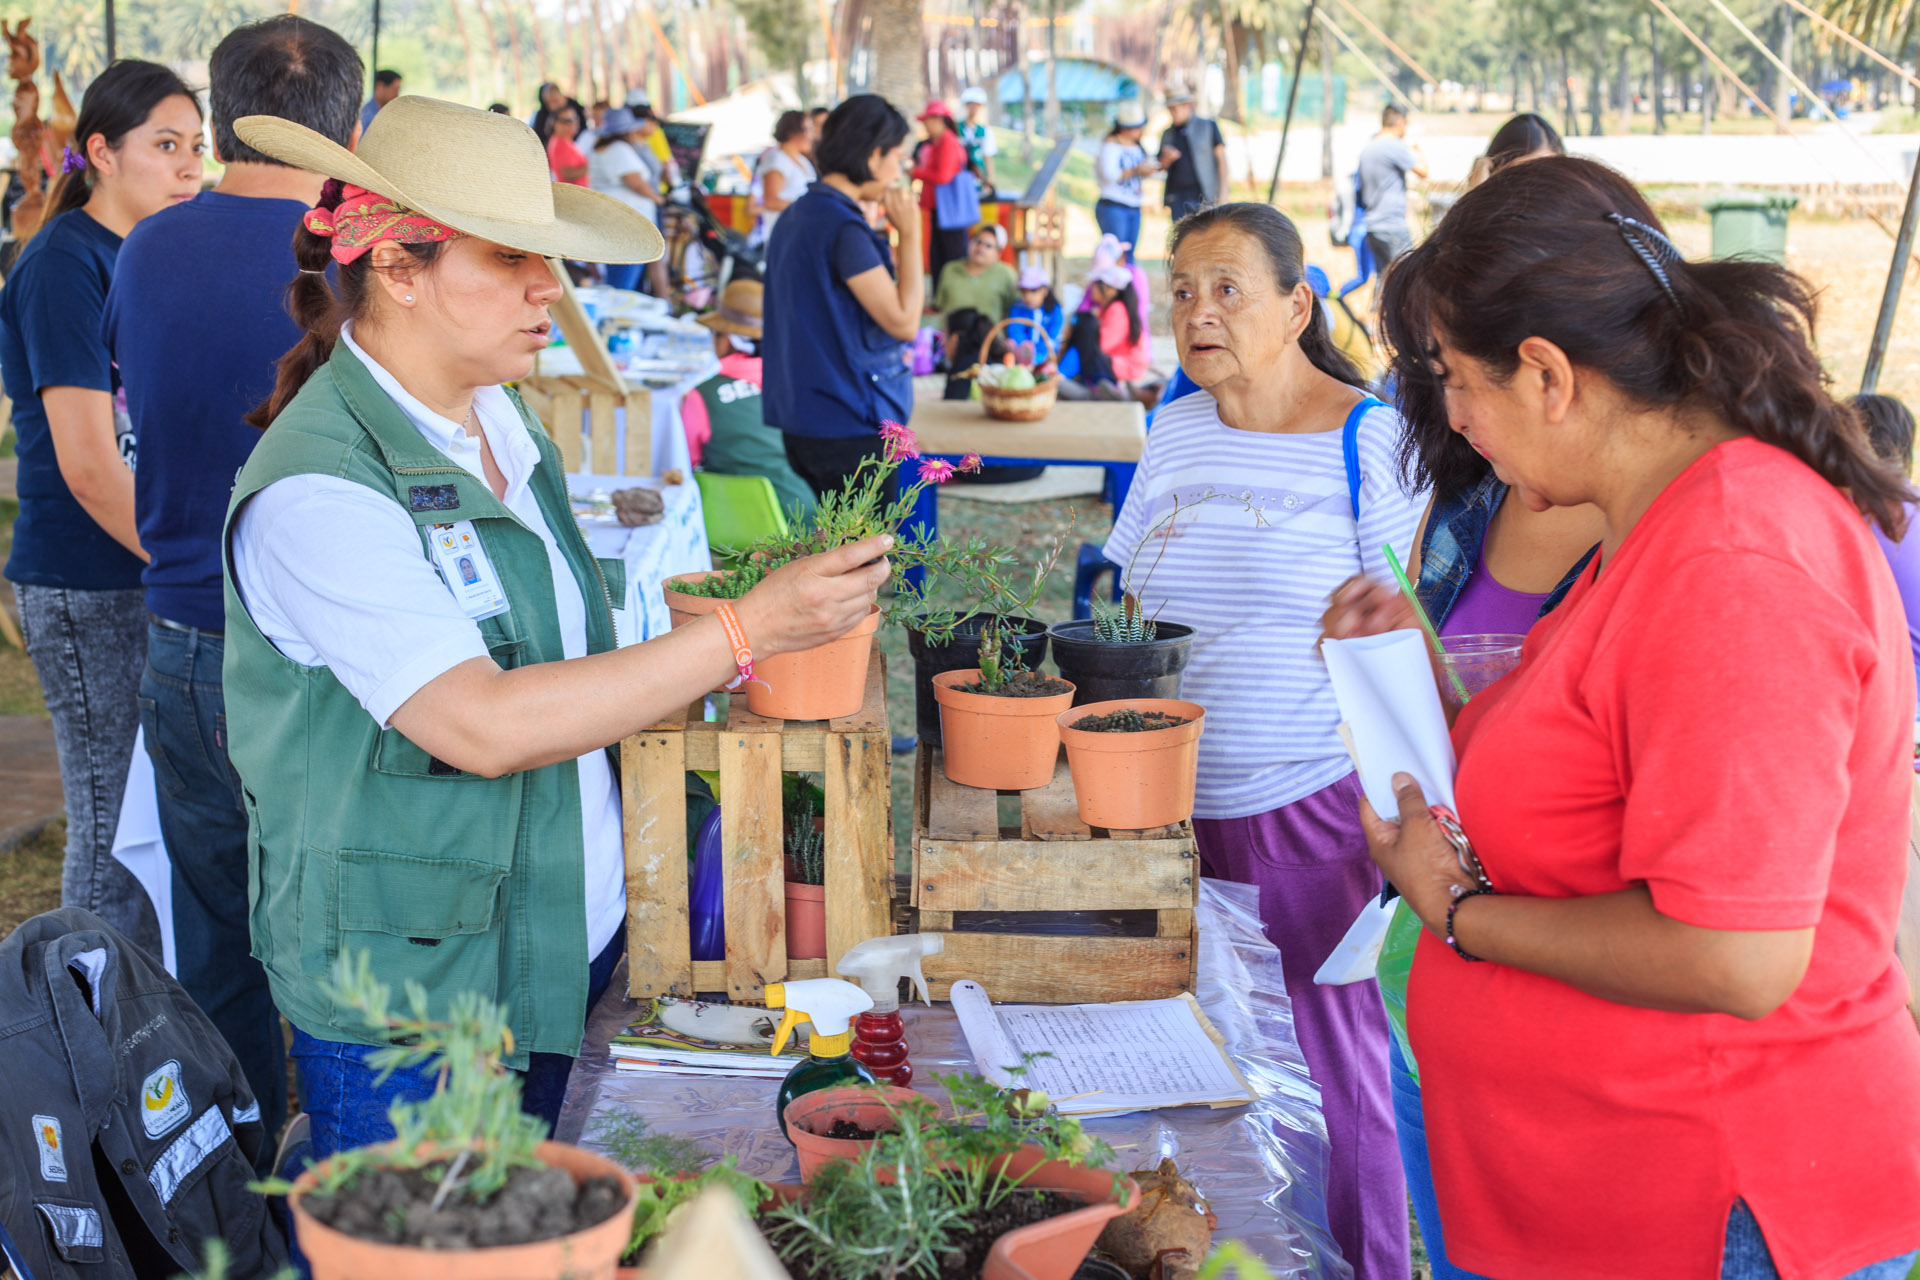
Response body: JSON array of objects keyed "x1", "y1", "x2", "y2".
[{"x1": 1439, "y1": 546, "x2": 1552, "y2": 638}]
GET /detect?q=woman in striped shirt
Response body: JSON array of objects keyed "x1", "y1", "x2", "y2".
[{"x1": 1102, "y1": 203, "x2": 1423, "y2": 1280}]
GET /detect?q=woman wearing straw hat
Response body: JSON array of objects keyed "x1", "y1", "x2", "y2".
[
  {"x1": 223, "y1": 97, "x2": 889, "y2": 1160},
  {"x1": 683, "y1": 278, "x2": 817, "y2": 523}
]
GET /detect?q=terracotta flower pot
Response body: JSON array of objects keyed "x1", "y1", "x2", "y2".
[
  {"x1": 782, "y1": 1084, "x2": 926, "y2": 1182},
  {"x1": 932, "y1": 669, "x2": 1076, "y2": 791},
  {"x1": 290, "y1": 1140, "x2": 638, "y2": 1280},
  {"x1": 664, "y1": 571, "x2": 880, "y2": 720},
  {"x1": 982, "y1": 1147, "x2": 1139, "y2": 1280},
  {"x1": 784, "y1": 881, "x2": 826, "y2": 960},
  {"x1": 1056, "y1": 699, "x2": 1206, "y2": 829}
]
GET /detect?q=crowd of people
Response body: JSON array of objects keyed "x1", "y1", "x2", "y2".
[{"x1": 4, "y1": 21, "x2": 1920, "y2": 1280}]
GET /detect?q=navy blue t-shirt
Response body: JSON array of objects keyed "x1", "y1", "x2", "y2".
[
  {"x1": 0, "y1": 208, "x2": 142, "y2": 590},
  {"x1": 104, "y1": 192, "x2": 308, "y2": 629}
]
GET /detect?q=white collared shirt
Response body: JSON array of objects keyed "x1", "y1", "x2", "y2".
[{"x1": 231, "y1": 327, "x2": 626, "y2": 958}]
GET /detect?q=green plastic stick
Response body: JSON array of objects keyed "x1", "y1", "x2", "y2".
[{"x1": 1381, "y1": 544, "x2": 1473, "y2": 705}]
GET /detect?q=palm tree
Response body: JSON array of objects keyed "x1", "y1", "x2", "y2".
[{"x1": 869, "y1": 0, "x2": 927, "y2": 110}]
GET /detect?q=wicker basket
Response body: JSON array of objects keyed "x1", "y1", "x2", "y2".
[{"x1": 966, "y1": 316, "x2": 1060, "y2": 422}]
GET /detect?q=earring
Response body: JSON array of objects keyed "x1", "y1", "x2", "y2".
[{"x1": 404, "y1": 294, "x2": 414, "y2": 303}]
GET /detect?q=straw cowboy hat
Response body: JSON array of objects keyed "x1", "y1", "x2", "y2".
[
  {"x1": 697, "y1": 279, "x2": 763, "y2": 338},
  {"x1": 234, "y1": 95, "x2": 664, "y2": 264}
]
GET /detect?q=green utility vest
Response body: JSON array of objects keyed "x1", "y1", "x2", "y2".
[
  {"x1": 694, "y1": 366, "x2": 817, "y2": 524},
  {"x1": 221, "y1": 343, "x2": 625, "y2": 1065}
]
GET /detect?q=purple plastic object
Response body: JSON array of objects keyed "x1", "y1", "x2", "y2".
[{"x1": 689, "y1": 805, "x2": 725, "y2": 961}]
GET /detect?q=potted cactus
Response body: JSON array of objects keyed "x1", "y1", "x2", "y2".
[
  {"x1": 784, "y1": 789, "x2": 827, "y2": 961},
  {"x1": 1046, "y1": 597, "x2": 1195, "y2": 708}
]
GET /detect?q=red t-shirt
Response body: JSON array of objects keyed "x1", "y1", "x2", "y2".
[
  {"x1": 1414, "y1": 438, "x2": 1920, "y2": 1280},
  {"x1": 547, "y1": 133, "x2": 589, "y2": 186}
]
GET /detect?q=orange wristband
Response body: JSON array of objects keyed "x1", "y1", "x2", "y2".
[{"x1": 715, "y1": 602, "x2": 754, "y2": 689}]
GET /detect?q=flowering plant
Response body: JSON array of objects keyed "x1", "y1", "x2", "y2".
[{"x1": 674, "y1": 422, "x2": 1048, "y2": 647}]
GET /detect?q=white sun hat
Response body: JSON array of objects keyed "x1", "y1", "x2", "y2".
[{"x1": 234, "y1": 95, "x2": 665, "y2": 264}]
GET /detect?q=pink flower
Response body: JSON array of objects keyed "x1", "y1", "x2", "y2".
[
  {"x1": 959, "y1": 452, "x2": 983, "y2": 474},
  {"x1": 879, "y1": 419, "x2": 920, "y2": 461},
  {"x1": 917, "y1": 458, "x2": 957, "y2": 484}
]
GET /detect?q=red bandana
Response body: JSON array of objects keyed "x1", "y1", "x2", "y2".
[{"x1": 303, "y1": 184, "x2": 465, "y2": 265}]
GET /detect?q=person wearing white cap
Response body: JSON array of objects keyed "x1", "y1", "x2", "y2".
[
  {"x1": 222, "y1": 97, "x2": 890, "y2": 1161},
  {"x1": 1006, "y1": 264, "x2": 1066, "y2": 362},
  {"x1": 1094, "y1": 102, "x2": 1156, "y2": 264},
  {"x1": 1057, "y1": 260, "x2": 1151, "y2": 399},
  {"x1": 958, "y1": 86, "x2": 996, "y2": 190}
]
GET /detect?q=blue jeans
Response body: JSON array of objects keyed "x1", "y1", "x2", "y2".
[
  {"x1": 1388, "y1": 1038, "x2": 1489, "y2": 1280},
  {"x1": 1721, "y1": 1201, "x2": 1916, "y2": 1279},
  {"x1": 1094, "y1": 199, "x2": 1140, "y2": 262},
  {"x1": 290, "y1": 930, "x2": 625, "y2": 1164},
  {"x1": 141, "y1": 621, "x2": 287, "y2": 1168}
]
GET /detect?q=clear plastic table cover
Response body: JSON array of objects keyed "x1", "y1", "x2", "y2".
[{"x1": 556, "y1": 878, "x2": 1349, "y2": 1279}]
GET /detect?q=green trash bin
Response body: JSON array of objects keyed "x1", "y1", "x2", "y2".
[{"x1": 1702, "y1": 192, "x2": 1800, "y2": 263}]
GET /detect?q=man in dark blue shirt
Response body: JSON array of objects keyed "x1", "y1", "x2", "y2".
[{"x1": 101, "y1": 13, "x2": 363, "y2": 1164}]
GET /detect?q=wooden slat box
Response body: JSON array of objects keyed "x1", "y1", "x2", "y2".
[
  {"x1": 621, "y1": 643, "x2": 892, "y2": 1002},
  {"x1": 909, "y1": 746, "x2": 1199, "y2": 1004},
  {"x1": 518, "y1": 374, "x2": 653, "y2": 476}
]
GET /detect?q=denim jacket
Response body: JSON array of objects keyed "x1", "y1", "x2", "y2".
[{"x1": 1415, "y1": 471, "x2": 1597, "y2": 627}]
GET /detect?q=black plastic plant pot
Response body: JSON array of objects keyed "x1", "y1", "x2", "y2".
[
  {"x1": 1046, "y1": 619, "x2": 1195, "y2": 707},
  {"x1": 906, "y1": 613, "x2": 1049, "y2": 744}
]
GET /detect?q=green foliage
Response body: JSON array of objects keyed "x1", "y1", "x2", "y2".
[
  {"x1": 625, "y1": 1157, "x2": 772, "y2": 1262},
  {"x1": 761, "y1": 1062, "x2": 1120, "y2": 1280},
  {"x1": 734, "y1": 0, "x2": 813, "y2": 93},
  {"x1": 591, "y1": 1111, "x2": 713, "y2": 1179},
  {"x1": 1091, "y1": 596, "x2": 1156, "y2": 644},
  {"x1": 171, "y1": 1240, "x2": 297, "y2": 1280},
  {"x1": 253, "y1": 950, "x2": 546, "y2": 1208},
  {"x1": 1196, "y1": 1241, "x2": 1279, "y2": 1280},
  {"x1": 786, "y1": 793, "x2": 826, "y2": 886}
]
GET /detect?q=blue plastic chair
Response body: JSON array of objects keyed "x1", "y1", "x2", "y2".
[{"x1": 1072, "y1": 368, "x2": 1200, "y2": 619}]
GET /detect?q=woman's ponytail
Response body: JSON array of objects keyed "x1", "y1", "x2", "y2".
[{"x1": 246, "y1": 179, "x2": 350, "y2": 429}]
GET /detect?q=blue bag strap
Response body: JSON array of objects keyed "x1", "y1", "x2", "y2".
[{"x1": 1342, "y1": 396, "x2": 1386, "y2": 521}]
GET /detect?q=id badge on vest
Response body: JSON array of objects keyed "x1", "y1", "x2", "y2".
[{"x1": 428, "y1": 521, "x2": 509, "y2": 620}]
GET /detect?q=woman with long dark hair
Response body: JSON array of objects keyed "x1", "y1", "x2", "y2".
[
  {"x1": 762, "y1": 94, "x2": 922, "y2": 496},
  {"x1": 1356, "y1": 155, "x2": 1920, "y2": 1279},
  {"x1": 1102, "y1": 201, "x2": 1424, "y2": 1280},
  {"x1": 1465, "y1": 112, "x2": 1564, "y2": 189},
  {"x1": 0, "y1": 59, "x2": 202, "y2": 957}
]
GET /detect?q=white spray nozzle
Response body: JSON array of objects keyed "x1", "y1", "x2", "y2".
[
  {"x1": 835, "y1": 933, "x2": 945, "y2": 1014},
  {"x1": 764, "y1": 978, "x2": 872, "y2": 1055}
]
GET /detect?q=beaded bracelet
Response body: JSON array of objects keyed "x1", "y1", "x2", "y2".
[
  {"x1": 1445, "y1": 886, "x2": 1497, "y2": 962},
  {"x1": 714, "y1": 603, "x2": 754, "y2": 691}
]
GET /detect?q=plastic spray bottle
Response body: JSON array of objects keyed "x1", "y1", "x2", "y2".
[
  {"x1": 765, "y1": 978, "x2": 876, "y2": 1141},
  {"x1": 835, "y1": 933, "x2": 944, "y2": 1087}
]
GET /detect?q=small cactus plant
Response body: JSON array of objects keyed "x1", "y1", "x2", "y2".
[{"x1": 1091, "y1": 596, "x2": 1156, "y2": 644}]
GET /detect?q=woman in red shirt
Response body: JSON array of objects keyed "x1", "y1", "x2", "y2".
[
  {"x1": 1351, "y1": 157, "x2": 1920, "y2": 1278},
  {"x1": 910, "y1": 101, "x2": 976, "y2": 300},
  {"x1": 546, "y1": 105, "x2": 589, "y2": 186}
]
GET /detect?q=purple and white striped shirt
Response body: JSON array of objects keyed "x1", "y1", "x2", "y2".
[{"x1": 1103, "y1": 389, "x2": 1423, "y2": 819}]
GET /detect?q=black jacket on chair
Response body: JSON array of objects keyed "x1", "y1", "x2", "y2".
[{"x1": 0, "y1": 908, "x2": 288, "y2": 1279}]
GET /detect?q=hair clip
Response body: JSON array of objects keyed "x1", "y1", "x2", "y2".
[
  {"x1": 1605, "y1": 212, "x2": 1683, "y2": 313},
  {"x1": 59, "y1": 146, "x2": 85, "y2": 175}
]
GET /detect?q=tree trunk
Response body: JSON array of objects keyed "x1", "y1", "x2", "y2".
[
  {"x1": 1321, "y1": 25, "x2": 1335, "y2": 180},
  {"x1": 1559, "y1": 42, "x2": 1577, "y2": 136},
  {"x1": 1044, "y1": 0, "x2": 1060, "y2": 137},
  {"x1": 450, "y1": 0, "x2": 482, "y2": 105},
  {"x1": 474, "y1": 0, "x2": 505, "y2": 105},
  {"x1": 1219, "y1": 11, "x2": 1243, "y2": 122},
  {"x1": 1586, "y1": 26, "x2": 1605, "y2": 136},
  {"x1": 1702, "y1": 65, "x2": 1715, "y2": 134},
  {"x1": 1771, "y1": 6, "x2": 1792, "y2": 124},
  {"x1": 1014, "y1": 0, "x2": 1033, "y2": 159},
  {"x1": 1649, "y1": 10, "x2": 1663, "y2": 134},
  {"x1": 527, "y1": 0, "x2": 551, "y2": 84},
  {"x1": 868, "y1": 0, "x2": 926, "y2": 111},
  {"x1": 1616, "y1": 42, "x2": 1630, "y2": 132}
]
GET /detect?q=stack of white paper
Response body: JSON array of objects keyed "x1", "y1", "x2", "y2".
[{"x1": 1320, "y1": 629, "x2": 1457, "y2": 816}]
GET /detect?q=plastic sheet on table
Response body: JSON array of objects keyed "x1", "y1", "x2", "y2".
[{"x1": 556, "y1": 878, "x2": 1350, "y2": 1279}]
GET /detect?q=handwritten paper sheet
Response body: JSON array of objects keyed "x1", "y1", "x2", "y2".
[{"x1": 950, "y1": 981, "x2": 1255, "y2": 1117}]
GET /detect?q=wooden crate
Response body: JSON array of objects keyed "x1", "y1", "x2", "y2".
[
  {"x1": 518, "y1": 374, "x2": 654, "y2": 477},
  {"x1": 909, "y1": 746, "x2": 1199, "y2": 1004},
  {"x1": 621, "y1": 643, "x2": 892, "y2": 1002}
]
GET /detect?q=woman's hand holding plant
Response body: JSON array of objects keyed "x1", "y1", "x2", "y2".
[
  {"x1": 736, "y1": 534, "x2": 892, "y2": 656},
  {"x1": 1357, "y1": 772, "x2": 1481, "y2": 936}
]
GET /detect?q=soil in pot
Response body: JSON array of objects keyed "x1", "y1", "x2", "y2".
[
  {"x1": 1047, "y1": 620, "x2": 1195, "y2": 708},
  {"x1": 1068, "y1": 709, "x2": 1190, "y2": 733},
  {"x1": 301, "y1": 1163, "x2": 627, "y2": 1250},
  {"x1": 908, "y1": 615, "x2": 1049, "y2": 745},
  {"x1": 766, "y1": 1189, "x2": 1082, "y2": 1280},
  {"x1": 956, "y1": 671, "x2": 1072, "y2": 697},
  {"x1": 823, "y1": 1118, "x2": 881, "y2": 1140}
]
